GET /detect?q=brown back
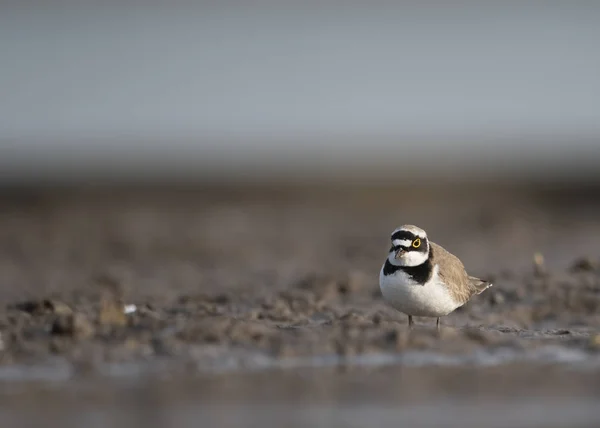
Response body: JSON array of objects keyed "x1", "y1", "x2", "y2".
[{"x1": 429, "y1": 242, "x2": 490, "y2": 304}]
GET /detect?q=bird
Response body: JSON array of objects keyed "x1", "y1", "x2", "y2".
[{"x1": 379, "y1": 224, "x2": 491, "y2": 329}]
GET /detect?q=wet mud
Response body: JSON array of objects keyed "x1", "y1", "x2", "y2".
[
  {"x1": 1, "y1": 185, "x2": 600, "y2": 426},
  {"x1": 1, "y1": 258, "x2": 600, "y2": 374}
]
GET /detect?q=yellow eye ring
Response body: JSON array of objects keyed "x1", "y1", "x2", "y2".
[{"x1": 412, "y1": 238, "x2": 421, "y2": 248}]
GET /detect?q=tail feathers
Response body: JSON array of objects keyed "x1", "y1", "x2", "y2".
[{"x1": 469, "y1": 276, "x2": 492, "y2": 294}]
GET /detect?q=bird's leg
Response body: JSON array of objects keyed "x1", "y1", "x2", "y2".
[
  {"x1": 436, "y1": 317, "x2": 440, "y2": 330},
  {"x1": 408, "y1": 315, "x2": 414, "y2": 328}
]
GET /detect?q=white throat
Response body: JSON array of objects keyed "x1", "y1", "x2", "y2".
[{"x1": 388, "y1": 245, "x2": 429, "y2": 267}]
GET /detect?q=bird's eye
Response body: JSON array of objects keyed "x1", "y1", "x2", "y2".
[{"x1": 412, "y1": 238, "x2": 421, "y2": 248}]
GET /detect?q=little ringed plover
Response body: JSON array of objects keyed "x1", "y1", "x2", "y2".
[{"x1": 379, "y1": 225, "x2": 491, "y2": 328}]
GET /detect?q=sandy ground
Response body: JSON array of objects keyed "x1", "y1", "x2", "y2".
[{"x1": 0, "y1": 184, "x2": 600, "y2": 427}]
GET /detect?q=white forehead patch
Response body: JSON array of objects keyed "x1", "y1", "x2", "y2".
[{"x1": 392, "y1": 239, "x2": 412, "y2": 247}]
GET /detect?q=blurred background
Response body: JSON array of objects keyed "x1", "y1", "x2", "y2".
[
  {"x1": 2, "y1": 2, "x2": 600, "y2": 428},
  {"x1": 1, "y1": 1, "x2": 600, "y2": 184}
]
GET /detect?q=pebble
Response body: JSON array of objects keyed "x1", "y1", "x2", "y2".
[
  {"x1": 533, "y1": 252, "x2": 546, "y2": 277},
  {"x1": 570, "y1": 257, "x2": 597, "y2": 272},
  {"x1": 589, "y1": 334, "x2": 600, "y2": 350},
  {"x1": 123, "y1": 304, "x2": 137, "y2": 315},
  {"x1": 98, "y1": 298, "x2": 127, "y2": 327},
  {"x1": 52, "y1": 313, "x2": 95, "y2": 339},
  {"x1": 45, "y1": 300, "x2": 73, "y2": 316}
]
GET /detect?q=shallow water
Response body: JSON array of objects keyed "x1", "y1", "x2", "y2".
[
  {"x1": 2, "y1": 361, "x2": 600, "y2": 428},
  {"x1": 6, "y1": 399, "x2": 596, "y2": 428}
]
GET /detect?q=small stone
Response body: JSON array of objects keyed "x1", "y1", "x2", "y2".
[
  {"x1": 372, "y1": 313, "x2": 382, "y2": 325},
  {"x1": 570, "y1": 257, "x2": 597, "y2": 272},
  {"x1": 98, "y1": 298, "x2": 127, "y2": 327},
  {"x1": 51, "y1": 313, "x2": 95, "y2": 339},
  {"x1": 212, "y1": 294, "x2": 230, "y2": 305},
  {"x1": 533, "y1": 252, "x2": 546, "y2": 277},
  {"x1": 589, "y1": 334, "x2": 600, "y2": 350},
  {"x1": 14, "y1": 300, "x2": 45, "y2": 315},
  {"x1": 51, "y1": 315, "x2": 72, "y2": 335},
  {"x1": 44, "y1": 300, "x2": 73, "y2": 316},
  {"x1": 123, "y1": 304, "x2": 137, "y2": 314}
]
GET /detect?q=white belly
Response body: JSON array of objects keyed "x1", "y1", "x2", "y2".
[{"x1": 379, "y1": 264, "x2": 461, "y2": 317}]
